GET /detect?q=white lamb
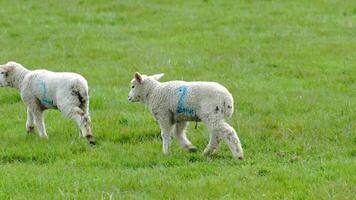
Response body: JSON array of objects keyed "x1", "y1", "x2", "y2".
[
  {"x1": 0, "y1": 61, "x2": 95, "y2": 144},
  {"x1": 128, "y1": 72, "x2": 243, "y2": 160}
]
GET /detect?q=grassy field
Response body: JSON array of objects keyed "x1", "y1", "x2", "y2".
[{"x1": 0, "y1": 0, "x2": 355, "y2": 199}]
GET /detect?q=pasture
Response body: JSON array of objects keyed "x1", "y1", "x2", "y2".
[{"x1": 0, "y1": 0, "x2": 355, "y2": 199}]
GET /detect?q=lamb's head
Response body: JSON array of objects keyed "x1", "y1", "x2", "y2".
[
  {"x1": 128, "y1": 72, "x2": 164, "y2": 102},
  {"x1": 0, "y1": 61, "x2": 19, "y2": 87}
]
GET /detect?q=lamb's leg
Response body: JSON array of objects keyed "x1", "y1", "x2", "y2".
[
  {"x1": 203, "y1": 131, "x2": 221, "y2": 156},
  {"x1": 31, "y1": 107, "x2": 48, "y2": 139},
  {"x1": 175, "y1": 122, "x2": 197, "y2": 152},
  {"x1": 202, "y1": 116, "x2": 222, "y2": 156},
  {"x1": 63, "y1": 107, "x2": 95, "y2": 145},
  {"x1": 219, "y1": 121, "x2": 243, "y2": 160},
  {"x1": 204, "y1": 119, "x2": 243, "y2": 160},
  {"x1": 26, "y1": 107, "x2": 35, "y2": 134},
  {"x1": 158, "y1": 120, "x2": 174, "y2": 155}
]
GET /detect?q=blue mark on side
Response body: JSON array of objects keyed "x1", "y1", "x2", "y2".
[
  {"x1": 176, "y1": 85, "x2": 195, "y2": 116},
  {"x1": 39, "y1": 80, "x2": 54, "y2": 106}
]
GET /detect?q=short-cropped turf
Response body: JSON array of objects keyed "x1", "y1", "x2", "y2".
[{"x1": 0, "y1": 0, "x2": 354, "y2": 199}]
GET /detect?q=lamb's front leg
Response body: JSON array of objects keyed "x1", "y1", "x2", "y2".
[
  {"x1": 158, "y1": 119, "x2": 174, "y2": 155},
  {"x1": 31, "y1": 107, "x2": 48, "y2": 139},
  {"x1": 26, "y1": 107, "x2": 35, "y2": 134},
  {"x1": 175, "y1": 122, "x2": 197, "y2": 152}
]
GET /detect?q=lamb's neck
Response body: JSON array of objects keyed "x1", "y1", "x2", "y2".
[
  {"x1": 142, "y1": 81, "x2": 160, "y2": 106},
  {"x1": 10, "y1": 67, "x2": 30, "y2": 90}
]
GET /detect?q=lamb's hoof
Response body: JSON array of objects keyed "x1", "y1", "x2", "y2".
[
  {"x1": 234, "y1": 153, "x2": 244, "y2": 160},
  {"x1": 188, "y1": 146, "x2": 198, "y2": 153},
  {"x1": 26, "y1": 126, "x2": 35, "y2": 134},
  {"x1": 86, "y1": 135, "x2": 96, "y2": 145}
]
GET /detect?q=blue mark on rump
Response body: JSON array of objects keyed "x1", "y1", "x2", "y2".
[
  {"x1": 39, "y1": 80, "x2": 54, "y2": 106},
  {"x1": 176, "y1": 85, "x2": 194, "y2": 116}
]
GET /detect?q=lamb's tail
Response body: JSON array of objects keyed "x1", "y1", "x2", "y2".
[
  {"x1": 223, "y1": 94, "x2": 234, "y2": 118},
  {"x1": 71, "y1": 79, "x2": 89, "y2": 111}
]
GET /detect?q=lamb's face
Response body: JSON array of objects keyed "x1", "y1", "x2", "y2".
[
  {"x1": 0, "y1": 66, "x2": 10, "y2": 87},
  {"x1": 128, "y1": 78, "x2": 145, "y2": 102},
  {"x1": 128, "y1": 72, "x2": 164, "y2": 102},
  {"x1": 128, "y1": 72, "x2": 148, "y2": 102}
]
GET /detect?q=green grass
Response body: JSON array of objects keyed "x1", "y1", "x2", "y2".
[{"x1": 0, "y1": 0, "x2": 355, "y2": 199}]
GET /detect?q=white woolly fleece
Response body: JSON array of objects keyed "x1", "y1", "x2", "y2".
[{"x1": 128, "y1": 72, "x2": 243, "y2": 160}]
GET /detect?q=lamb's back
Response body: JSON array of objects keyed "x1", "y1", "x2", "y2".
[
  {"x1": 151, "y1": 80, "x2": 232, "y2": 112},
  {"x1": 157, "y1": 81, "x2": 230, "y2": 100}
]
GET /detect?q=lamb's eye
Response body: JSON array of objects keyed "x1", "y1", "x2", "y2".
[
  {"x1": 0, "y1": 72, "x2": 4, "y2": 74},
  {"x1": 131, "y1": 85, "x2": 135, "y2": 88}
]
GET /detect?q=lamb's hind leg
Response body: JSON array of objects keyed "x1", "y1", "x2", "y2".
[
  {"x1": 204, "y1": 119, "x2": 243, "y2": 160},
  {"x1": 62, "y1": 106, "x2": 95, "y2": 145},
  {"x1": 203, "y1": 130, "x2": 221, "y2": 156},
  {"x1": 175, "y1": 122, "x2": 197, "y2": 153},
  {"x1": 219, "y1": 121, "x2": 243, "y2": 160}
]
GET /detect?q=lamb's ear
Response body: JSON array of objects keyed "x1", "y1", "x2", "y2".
[
  {"x1": 4, "y1": 61, "x2": 19, "y2": 71},
  {"x1": 3, "y1": 65, "x2": 15, "y2": 72},
  {"x1": 150, "y1": 73, "x2": 164, "y2": 81},
  {"x1": 134, "y1": 72, "x2": 143, "y2": 83}
]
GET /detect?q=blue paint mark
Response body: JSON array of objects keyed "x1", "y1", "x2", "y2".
[
  {"x1": 176, "y1": 85, "x2": 195, "y2": 116},
  {"x1": 39, "y1": 80, "x2": 54, "y2": 106}
]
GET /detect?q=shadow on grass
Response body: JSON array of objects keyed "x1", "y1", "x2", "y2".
[
  {"x1": 114, "y1": 131, "x2": 161, "y2": 144},
  {"x1": 0, "y1": 154, "x2": 54, "y2": 165}
]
